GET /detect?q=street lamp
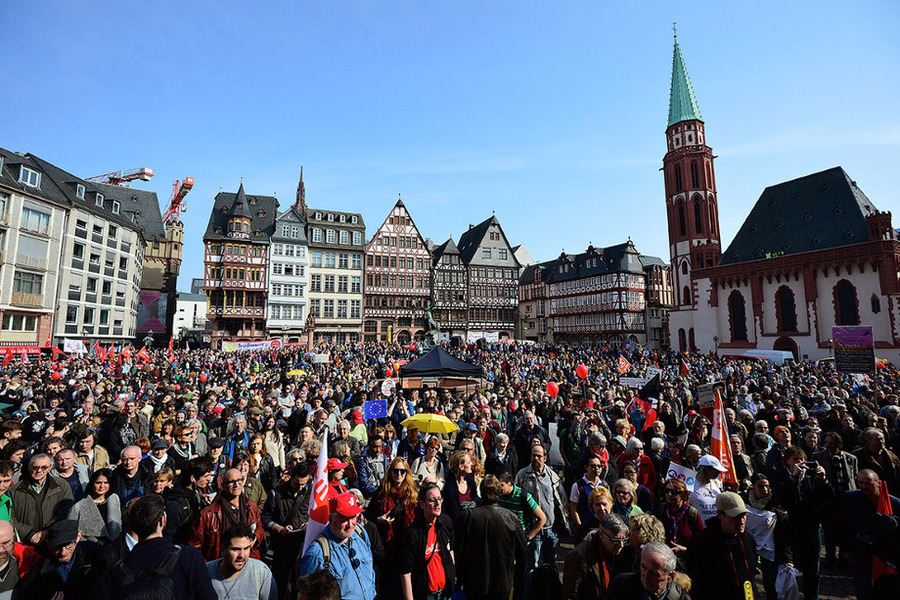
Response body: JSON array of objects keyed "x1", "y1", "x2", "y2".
[
  {"x1": 827, "y1": 338, "x2": 833, "y2": 357},
  {"x1": 713, "y1": 334, "x2": 719, "y2": 353}
]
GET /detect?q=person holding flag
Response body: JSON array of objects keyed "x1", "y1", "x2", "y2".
[{"x1": 298, "y1": 429, "x2": 376, "y2": 600}]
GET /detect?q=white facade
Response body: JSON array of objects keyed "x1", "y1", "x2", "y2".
[
  {"x1": 174, "y1": 292, "x2": 208, "y2": 340},
  {"x1": 267, "y1": 210, "x2": 309, "y2": 339}
]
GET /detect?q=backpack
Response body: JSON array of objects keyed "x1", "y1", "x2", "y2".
[
  {"x1": 110, "y1": 545, "x2": 182, "y2": 600},
  {"x1": 315, "y1": 525, "x2": 365, "y2": 570}
]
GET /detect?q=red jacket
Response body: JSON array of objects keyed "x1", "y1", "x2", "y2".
[
  {"x1": 188, "y1": 497, "x2": 264, "y2": 561},
  {"x1": 13, "y1": 541, "x2": 39, "y2": 577}
]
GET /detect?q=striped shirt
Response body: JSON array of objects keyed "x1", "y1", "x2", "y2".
[{"x1": 498, "y1": 485, "x2": 540, "y2": 532}]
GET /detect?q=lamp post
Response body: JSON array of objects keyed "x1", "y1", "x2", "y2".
[
  {"x1": 827, "y1": 338, "x2": 833, "y2": 357},
  {"x1": 713, "y1": 334, "x2": 719, "y2": 354}
]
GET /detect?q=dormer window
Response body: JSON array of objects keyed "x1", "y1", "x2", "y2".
[
  {"x1": 315, "y1": 212, "x2": 322, "y2": 220},
  {"x1": 351, "y1": 215, "x2": 358, "y2": 224},
  {"x1": 95, "y1": 193, "x2": 104, "y2": 207},
  {"x1": 340, "y1": 214, "x2": 346, "y2": 223},
  {"x1": 76, "y1": 184, "x2": 85, "y2": 199},
  {"x1": 112, "y1": 201, "x2": 120, "y2": 215},
  {"x1": 19, "y1": 166, "x2": 41, "y2": 188},
  {"x1": 327, "y1": 213, "x2": 334, "y2": 222}
]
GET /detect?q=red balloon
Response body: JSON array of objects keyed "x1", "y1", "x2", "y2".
[
  {"x1": 546, "y1": 381, "x2": 559, "y2": 398},
  {"x1": 576, "y1": 364, "x2": 589, "y2": 380},
  {"x1": 386, "y1": 368, "x2": 394, "y2": 378},
  {"x1": 175, "y1": 384, "x2": 181, "y2": 391},
  {"x1": 200, "y1": 373, "x2": 208, "y2": 383},
  {"x1": 50, "y1": 371, "x2": 61, "y2": 381}
]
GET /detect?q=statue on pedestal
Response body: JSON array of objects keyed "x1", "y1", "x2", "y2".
[{"x1": 422, "y1": 300, "x2": 439, "y2": 350}]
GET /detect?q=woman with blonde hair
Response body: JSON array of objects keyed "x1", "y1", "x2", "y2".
[
  {"x1": 443, "y1": 450, "x2": 480, "y2": 526},
  {"x1": 573, "y1": 485, "x2": 616, "y2": 544},
  {"x1": 612, "y1": 478, "x2": 643, "y2": 522},
  {"x1": 248, "y1": 433, "x2": 276, "y2": 490},
  {"x1": 367, "y1": 456, "x2": 419, "y2": 597}
]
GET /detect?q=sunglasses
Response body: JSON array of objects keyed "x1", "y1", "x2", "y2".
[
  {"x1": 348, "y1": 543, "x2": 360, "y2": 569},
  {"x1": 392, "y1": 469, "x2": 407, "y2": 475},
  {"x1": 602, "y1": 530, "x2": 628, "y2": 546}
]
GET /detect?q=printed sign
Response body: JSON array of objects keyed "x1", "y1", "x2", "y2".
[
  {"x1": 666, "y1": 462, "x2": 698, "y2": 490},
  {"x1": 619, "y1": 377, "x2": 648, "y2": 388},
  {"x1": 63, "y1": 339, "x2": 87, "y2": 354},
  {"x1": 697, "y1": 381, "x2": 726, "y2": 410},
  {"x1": 645, "y1": 367, "x2": 662, "y2": 380},
  {"x1": 381, "y1": 378, "x2": 396, "y2": 397},
  {"x1": 833, "y1": 326, "x2": 876, "y2": 374},
  {"x1": 311, "y1": 353, "x2": 331, "y2": 364},
  {"x1": 221, "y1": 340, "x2": 283, "y2": 352}
]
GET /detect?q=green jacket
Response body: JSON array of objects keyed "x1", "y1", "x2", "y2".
[
  {"x1": 0, "y1": 493, "x2": 11, "y2": 521},
  {"x1": 10, "y1": 476, "x2": 73, "y2": 542}
]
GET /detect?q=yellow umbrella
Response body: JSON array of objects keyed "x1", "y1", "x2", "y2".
[
  {"x1": 286, "y1": 369, "x2": 306, "y2": 377},
  {"x1": 401, "y1": 413, "x2": 458, "y2": 435}
]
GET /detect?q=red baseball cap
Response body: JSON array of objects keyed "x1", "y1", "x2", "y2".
[
  {"x1": 329, "y1": 491, "x2": 364, "y2": 517},
  {"x1": 351, "y1": 411, "x2": 364, "y2": 425},
  {"x1": 327, "y1": 458, "x2": 348, "y2": 472}
]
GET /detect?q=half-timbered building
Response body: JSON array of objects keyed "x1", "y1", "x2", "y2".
[
  {"x1": 363, "y1": 198, "x2": 431, "y2": 343},
  {"x1": 203, "y1": 184, "x2": 273, "y2": 348},
  {"x1": 457, "y1": 216, "x2": 520, "y2": 340},
  {"x1": 430, "y1": 237, "x2": 468, "y2": 340}
]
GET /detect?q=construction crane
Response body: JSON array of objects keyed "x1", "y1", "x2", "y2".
[
  {"x1": 85, "y1": 167, "x2": 154, "y2": 185},
  {"x1": 162, "y1": 177, "x2": 194, "y2": 225}
]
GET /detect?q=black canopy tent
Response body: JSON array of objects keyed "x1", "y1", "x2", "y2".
[{"x1": 399, "y1": 347, "x2": 483, "y2": 380}]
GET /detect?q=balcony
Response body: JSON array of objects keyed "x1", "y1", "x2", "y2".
[{"x1": 11, "y1": 292, "x2": 44, "y2": 306}]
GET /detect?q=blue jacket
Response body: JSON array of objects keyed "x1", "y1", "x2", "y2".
[
  {"x1": 298, "y1": 525, "x2": 376, "y2": 600},
  {"x1": 356, "y1": 452, "x2": 390, "y2": 498}
]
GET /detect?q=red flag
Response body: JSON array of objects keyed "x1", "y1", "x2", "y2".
[
  {"x1": 634, "y1": 398, "x2": 658, "y2": 430},
  {"x1": 98, "y1": 346, "x2": 107, "y2": 361},
  {"x1": 168, "y1": 337, "x2": 174, "y2": 360},
  {"x1": 136, "y1": 347, "x2": 150, "y2": 362},
  {"x1": 91, "y1": 340, "x2": 100, "y2": 356},
  {"x1": 872, "y1": 480, "x2": 896, "y2": 583},
  {"x1": 680, "y1": 359, "x2": 690, "y2": 376},
  {"x1": 710, "y1": 390, "x2": 739, "y2": 487},
  {"x1": 303, "y1": 431, "x2": 330, "y2": 554},
  {"x1": 2, "y1": 351, "x2": 12, "y2": 367},
  {"x1": 108, "y1": 347, "x2": 116, "y2": 364},
  {"x1": 617, "y1": 355, "x2": 631, "y2": 374},
  {"x1": 21, "y1": 350, "x2": 29, "y2": 364},
  {"x1": 122, "y1": 346, "x2": 132, "y2": 362},
  {"x1": 44, "y1": 333, "x2": 52, "y2": 347}
]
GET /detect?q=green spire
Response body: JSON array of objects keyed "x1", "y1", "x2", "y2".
[{"x1": 668, "y1": 38, "x2": 702, "y2": 127}]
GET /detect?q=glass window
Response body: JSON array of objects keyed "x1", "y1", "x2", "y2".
[
  {"x1": 326, "y1": 230, "x2": 335, "y2": 244},
  {"x1": 340, "y1": 231, "x2": 349, "y2": 245},
  {"x1": 18, "y1": 166, "x2": 41, "y2": 187},
  {"x1": 311, "y1": 252, "x2": 322, "y2": 267},
  {"x1": 352, "y1": 254, "x2": 362, "y2": 269},
  {"x1": 353, "y1": 232, "x2": 362, "y2": 245},
  {"x1": 21, "y1": 207, "x2": 51, "y2": 235},
  {"x1": 312, "y1": 229, "x2": 322, "y2": 243},
  {"x1": 325, "y1": 253, "x2": 335, "y2": 268},
  {"x1": 13, "y1": 271, "x2": 43, "y2": 295}
]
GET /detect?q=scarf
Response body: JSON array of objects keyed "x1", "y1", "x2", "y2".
[
  {"x1": 591, "y1": 447, "x2": 610, "y2": 468},
  {"x1": 171, "y1": 443, "x2": 193, "y2": 460},
  {"x1": 148, "y1": 453, "x2": 168, "y2": 472},
  {"x1": 219, "y1": 494, "x2": 249, "y2": 532},
  {"x1": 664, "y1": 501, "x2": 691, "y2": 543},
  {"x1": 377, "y1": 492, "x2": 416, "y2": 547},
  {"x1": 747, "y1": 492, "x2": 772, "y2": 510}
]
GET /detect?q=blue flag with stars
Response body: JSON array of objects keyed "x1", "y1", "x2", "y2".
[{"x1": 363, "y1": 399, "x2": 388, "y2": 420}]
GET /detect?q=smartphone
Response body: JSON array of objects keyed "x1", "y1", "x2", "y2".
[{"x1": 804, "y1": 461, "x2": 818, "y2": 470}]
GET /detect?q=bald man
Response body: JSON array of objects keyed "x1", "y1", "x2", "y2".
[
  {"x1": 0, "y1": 520, "x2": 18, "y2": 592},
  {"x1": 189, "y1": 469, "x2": 264, "y2": 561}
]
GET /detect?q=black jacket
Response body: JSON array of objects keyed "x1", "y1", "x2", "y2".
[
  {"x1": 163, "y1": 485, "x2": 206, "y2": 544},
  {"x1": 456, "y1": 504, "x2": 527, "y2": 598},
  {"x1": 260, "y1": 480, "x2": 310, "y2": 556},
  {"x1": 399, "y1": 514, "x2": 456, "y2": 600},
  {"x1": 686, "y1": 516, "x2": 758, "y2": 600},
  {"x1": 15, "y1": 540, "x2": 104, "y2": 600}
]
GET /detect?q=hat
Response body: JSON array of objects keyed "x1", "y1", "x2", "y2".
[
  {"x1": 716, "y1": 492, "x2": 749, "y2": 518},
  {"x1": 329, "y1": 491, "x2": 364, "y2": 517},
  {"x1": 464, "y1": 422, "x2": 478, "y2": 432},
  {"x1": 698, "y1": 454, "x2": 727, "y2": 472},
  {"x1": 248, "y1": 407, "x2": 263, "y2": 417},
  {"x1": 688, "y1": 409, "x2": 699, "y2": 416},
  {"x1": 208, "y1": 437, "x2": 226, "y2": 449},
  {"x1": 47, "y1": 519, "x2": 79, "y2": 548},
  {"x1": 611, "y1": 435, "x2": 628, "y2": 447},
  {"x1": 327, "y1": 458, "x2": 348, "y2": 472},
  {"x1": 351, "y1": 411, "x2": 364, "y2": 425},
  {"x1": 151, "y1": 439, "x2": 169, "y2": 451}
]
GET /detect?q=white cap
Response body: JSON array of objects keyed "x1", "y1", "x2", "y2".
[{"x1": 698, "y1": 454, "x2": 727, "y2": 472}]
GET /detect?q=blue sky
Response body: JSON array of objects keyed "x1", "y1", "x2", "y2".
[{"x1": 3, "y1": 1, "x2": 898, "y2": 286}]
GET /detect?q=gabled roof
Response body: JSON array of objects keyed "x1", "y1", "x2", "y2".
[
  {"x1": 668, "y1": 39, "x2": 702, "y2": 127},
  {"x1": 720, "y1": 167, "x2": 879, "y2": 265},
  {"x1": 273, "y1": 206, "x2": 309, "y2": 242},
  {"x1": 204, "y1": 187, "x2": 278, "y2": 242},
  {"x1": 540, "y1": 241, "x2": 646, "y2": 283},
  {"x1": 639, "y1": 254, "x2": 668, "y2": 269},
  {"x1": 0, "y1": 147, "x2": 151, "y2": 238},
  {"x1": 368, "y1": 198, "x2": 427, "y2": 251},
  {"x1": 457, "y1": 215, "x2": 518, "y2": 265},
  {"x1": 432, "y1": 237, "x2": 460, "y2": 265},
  {"x1": 518, "y1": 260, "x2": 555, "y2": 285}
]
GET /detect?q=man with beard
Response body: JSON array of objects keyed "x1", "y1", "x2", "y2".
[
  {"x1": 261, "y1": 462, "x2": 311, "y2": 598},
  {"x1": 206, "y1": 522, "x2": 277, "y2": 600},
  {"x1": 190, "y1": 468, "x2": 264, "y2": 561}
]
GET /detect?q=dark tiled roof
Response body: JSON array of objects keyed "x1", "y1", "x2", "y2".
[
  {"x1": 518, "y1": 261, "x2": 555, "y2": 285},
  {"x1": 543, "y1": 241, "x2": 646, "y2": 283},
  {"x1": 431, "y1": 237, "x2": 459, "y2": 265},
  {"x1": 204, "y1": 187, "x2": 278, "y2": 242},
  {"x1": 229, "y1": 183, "x2": 252, "y2": 218},
  {"x1": 720, "y1": 167, "x2": 879, "y2": 265},
  {"x1": 639, "y1": 254, "x2": 668, "y2": 269},
  {"x1": 457, "y1": 215, "x2": 518, "y2": 265},
  {"x1": 0, "y1": 147, "x2": 151, "y2": 238}
]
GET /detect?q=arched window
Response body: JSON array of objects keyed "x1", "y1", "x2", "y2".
[
  {"x1": 834, "y1": 280, "x2": 859, "y2": 325},
  {"x1": 694, "y1": 199, "x2": 703, "y2": 234},
  {"x1": 678, "y1": 329, "x2": 687, "y2": 352},
  {"x1": 708, "y1": 200, "x2": 717, "y2": 236},
  {"x1": 729, "y1": 291, "x2": 748, "y2": 341},
  {"x1": 871, "y1": 294, "x2": 881, "y2": 314},
  {"x1": 681, "y1": 262, "x2": 688, "y2": 275},
  {"x1": 776, "y1": 287, "x2": 797, "y2": 332},
  {"x1": 678, "y1": 204, "x2": 687, "y2": 236},
  {"x1": 689, "y1": 328, "x2": 696, "y2": 351},
  {"x1": 691, "y1": 161, "x2": 699, "y2": 188},
  {"x1": 674, "y1": 165, "x2": 683, "y2": 192},
  {"x1": 683, "y1": 286, "x2": 691, "y2": 306},
  {"x1": 706, "y1": 162, "x2": 712, "y2": 187}
]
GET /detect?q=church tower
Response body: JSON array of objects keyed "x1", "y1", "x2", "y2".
[
  {"x1": 295, "y1": 166, "x2": 308, "y2": 221},
  {"x1": 663, "y1": 34, "x2": 721, "y2": 312}
]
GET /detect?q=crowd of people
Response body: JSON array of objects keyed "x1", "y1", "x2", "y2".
[{"x1": 0, "y1": 341, "x2": 899, "y2": 600}]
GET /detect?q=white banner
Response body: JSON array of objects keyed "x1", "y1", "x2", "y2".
[
  {"x1": 311, "y1": 353, "x2": 331, "y2": 364},
  {"x1": 645, "y1": 367, "x2": 662, "y2": 380},
  {"x1": 483, "y1": 332, "x2": 499, "y2": 343},
  {"x1": 439, "y1": 332, "x2": 450, "y2": 342},
  {"x1": 63, "y1": 339, "x2": 87, "y2": 354},
  {"x1": 666, "y1": 462, "x2": 698, "y2": 490},
  {"x1": 221, "y1": 339, "x2": 283, "y2": 352},
  {"x1": 466, "y1": 331, "x2": 483, "y2": 343},
  {"x1": 745, "y1": 506, "x2": 776, "y2": 561},
  {"x1": 620, "y1": 377, "x2": 648, "y2": 388}
]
